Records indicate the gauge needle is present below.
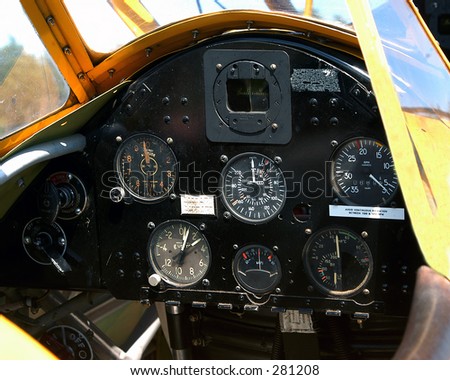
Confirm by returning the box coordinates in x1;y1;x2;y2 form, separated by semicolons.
143;141;150;164
334;235;340;286
181;227;190;252
251;158;256;183
335;235;340;259
173;227;190;265
191;238;202;247
369;174;388;193
258;248;262;270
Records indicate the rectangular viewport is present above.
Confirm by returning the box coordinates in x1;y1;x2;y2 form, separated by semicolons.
226;79;269;112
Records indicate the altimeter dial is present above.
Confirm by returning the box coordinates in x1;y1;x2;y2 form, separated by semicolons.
221;152;286;224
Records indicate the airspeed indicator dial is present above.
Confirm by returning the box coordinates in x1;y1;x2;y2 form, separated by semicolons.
221;152;286;224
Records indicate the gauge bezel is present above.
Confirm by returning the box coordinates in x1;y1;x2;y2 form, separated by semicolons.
41;325;94;360
330;137;398;206
22;217;67;265
220;152;287;224
232;244;282;296
114;132;178;203
302;226;373;297
148;220;211;288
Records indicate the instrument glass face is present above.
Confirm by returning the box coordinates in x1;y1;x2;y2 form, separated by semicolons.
115;133;177;202
331;138;398;206
232;244;282;296
221;152;286;224
303;227;373;297
148;220;211;287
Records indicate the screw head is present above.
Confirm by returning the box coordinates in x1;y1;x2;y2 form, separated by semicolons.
220;155;228;164
223;211;231;220
166;137;173;145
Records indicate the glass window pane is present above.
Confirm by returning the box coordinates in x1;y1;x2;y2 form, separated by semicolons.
0;2;70;139
64;0;354;54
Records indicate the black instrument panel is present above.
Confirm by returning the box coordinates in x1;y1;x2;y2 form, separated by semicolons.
91;36;421;315
0;35;423;317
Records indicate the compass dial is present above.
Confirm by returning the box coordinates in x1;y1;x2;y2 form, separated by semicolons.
220;153;286;224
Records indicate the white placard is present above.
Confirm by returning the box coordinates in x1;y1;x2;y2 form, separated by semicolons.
329;205;405;220
180;194;216;216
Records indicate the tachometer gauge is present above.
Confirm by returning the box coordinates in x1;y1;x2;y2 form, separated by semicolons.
221;152;286;224
303;227;373;297
115;133;177;202
331;138;398;206
233;245;282;296
148;220;210;287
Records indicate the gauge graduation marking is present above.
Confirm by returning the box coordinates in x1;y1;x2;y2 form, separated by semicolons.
221;152;286;224
331;138;398;206
303;227;373;297
115;133;177;202
148;220;210;287
233;244;282;296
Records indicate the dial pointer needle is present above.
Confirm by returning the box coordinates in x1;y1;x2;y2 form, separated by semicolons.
369;174;388;193
251;158;256;183
176;227;190;265
143;140;150;164
335;235;340;288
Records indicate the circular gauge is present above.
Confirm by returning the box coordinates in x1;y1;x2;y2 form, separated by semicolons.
40;325;93;360
331;137;398;206
148;220;211;287
233;245;282;296
221;152;286;224
115;133;177;202
303;227;373;297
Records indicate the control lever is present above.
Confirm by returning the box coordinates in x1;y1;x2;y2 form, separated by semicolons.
33;230;72;274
